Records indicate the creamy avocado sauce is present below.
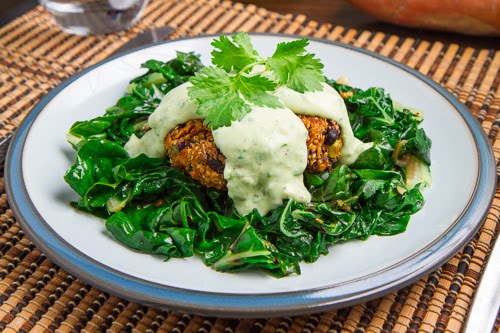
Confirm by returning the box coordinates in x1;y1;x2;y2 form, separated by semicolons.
212;106;311;216
275;83;372;165
125;82;199;158
124;79;372;215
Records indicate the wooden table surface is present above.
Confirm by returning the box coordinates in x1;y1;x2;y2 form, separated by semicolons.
0;0;498;49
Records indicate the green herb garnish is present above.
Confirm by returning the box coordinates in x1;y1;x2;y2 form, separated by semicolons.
187;32;325;129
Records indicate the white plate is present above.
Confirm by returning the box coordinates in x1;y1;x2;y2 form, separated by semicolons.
6;34;496;317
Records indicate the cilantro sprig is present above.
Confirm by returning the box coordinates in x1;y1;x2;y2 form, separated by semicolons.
267;38;325;93
188;32;325;129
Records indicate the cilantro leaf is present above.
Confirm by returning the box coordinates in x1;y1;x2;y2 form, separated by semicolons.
234;75;282;108
188;66;231;101
272;38;310;58
232;32;258;58
211;32;260;72
197;94;250;128
189;67;248;128
267;38;325;93
287;53;325;93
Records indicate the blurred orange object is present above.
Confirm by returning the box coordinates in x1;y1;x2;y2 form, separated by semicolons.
348;0;500;35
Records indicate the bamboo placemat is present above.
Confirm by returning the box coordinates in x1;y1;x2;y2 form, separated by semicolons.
0;0;499;332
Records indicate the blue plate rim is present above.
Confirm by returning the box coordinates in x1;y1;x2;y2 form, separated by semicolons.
5;32;497;318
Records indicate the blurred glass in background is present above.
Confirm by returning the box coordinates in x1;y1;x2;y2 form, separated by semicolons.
39;0;148;35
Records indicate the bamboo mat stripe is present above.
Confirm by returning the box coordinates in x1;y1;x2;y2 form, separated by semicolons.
0;0;499;332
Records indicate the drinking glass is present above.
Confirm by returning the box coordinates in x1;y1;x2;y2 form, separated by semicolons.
39;0;149;35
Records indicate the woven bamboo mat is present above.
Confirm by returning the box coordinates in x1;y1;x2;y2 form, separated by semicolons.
0;0;499;332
